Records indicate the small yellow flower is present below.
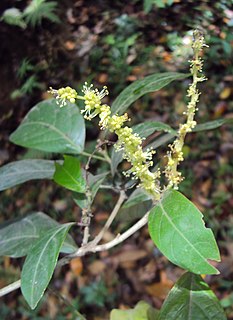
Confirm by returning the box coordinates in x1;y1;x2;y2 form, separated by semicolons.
48;86;78;107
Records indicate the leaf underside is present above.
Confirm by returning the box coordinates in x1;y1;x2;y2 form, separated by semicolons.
0;212;77;257
0;159;56;191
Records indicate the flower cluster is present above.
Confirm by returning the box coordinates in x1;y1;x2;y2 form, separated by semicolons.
48;86;78;107
49;82;161;199
49;30;206;196
80;84;161;199
81;83;109;121
114;126;160;197
164;30;207;189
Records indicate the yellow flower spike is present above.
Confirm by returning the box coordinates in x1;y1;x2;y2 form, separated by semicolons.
164;30;207;189
51;82;160;199
79;83;161;200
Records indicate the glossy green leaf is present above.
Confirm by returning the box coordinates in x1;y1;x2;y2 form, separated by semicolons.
123;188;151;209
111;72;189;115
0;160;56;191
132;121;176;137
10;99;85;154
148;190;220;274
21;223;74;309
158;272;227;320
110;301;151;320
1;8;26;29
147;307;159;320
193;118;233;132
0;212;77;257
53;155;85;193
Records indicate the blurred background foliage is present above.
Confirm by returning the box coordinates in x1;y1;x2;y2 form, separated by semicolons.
0;0;233;319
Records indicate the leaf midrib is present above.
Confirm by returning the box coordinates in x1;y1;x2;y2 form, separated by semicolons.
16;121;80;151
0;235;37;245
113;73;184;113
30;225;67;307
1;168;53;178
159;202;209;268
59;165;83;189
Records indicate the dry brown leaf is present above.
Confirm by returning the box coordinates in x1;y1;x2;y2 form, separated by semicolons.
146;271;173;299
88;260;106;276
65;41;76;51
112;248;147;267
70;257;83;276
97;73;108;84
219;87;231;100
200;179;212;196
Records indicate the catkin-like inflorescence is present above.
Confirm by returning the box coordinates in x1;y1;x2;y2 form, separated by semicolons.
49;30;207;197
164;30;207;189
50;82;161;200
81;84;161;199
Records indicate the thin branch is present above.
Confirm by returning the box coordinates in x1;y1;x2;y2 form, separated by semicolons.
99;185;121;192
94;211;149;252
58;211;149;267
91;190;126;246
0;279;21;297
80;151;110;163
82;226;90;246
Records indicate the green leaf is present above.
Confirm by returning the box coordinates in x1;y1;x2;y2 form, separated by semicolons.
193;118;233;132
146;133;176;150
123;188;151;209
1;8;26;29
148;190;220;275
0;160;57;191
147;307;159;320
23;0;60;27
132;121;176;137
158;272;227;320
10;99;85;154
111;72;189;115
143;0;154;13
110;148;123;176
0;212;77;257
21;223;74;309
53;155;85;193
110;301;151;320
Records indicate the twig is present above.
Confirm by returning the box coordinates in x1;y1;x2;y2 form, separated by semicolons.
99;184;121;192
80;151;110;163
94;211;149;252
91;190;126;246
58;211;150;267
0;279;21;297
82;225;90;246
